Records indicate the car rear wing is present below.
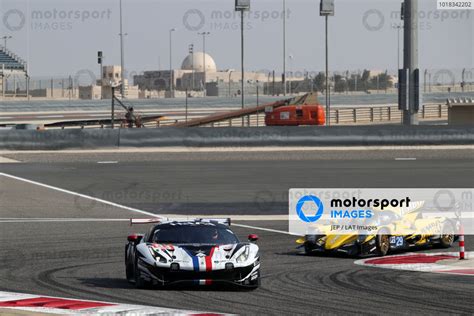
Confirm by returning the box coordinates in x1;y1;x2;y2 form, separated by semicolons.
196;218;231;226
130;218;163;226
130;217;231;226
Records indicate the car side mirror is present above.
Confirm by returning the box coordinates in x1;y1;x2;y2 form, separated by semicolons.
248;234;259;242
127;234;143;243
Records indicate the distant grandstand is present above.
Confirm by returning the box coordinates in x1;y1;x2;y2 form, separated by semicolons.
0;46;28;98
0;47;26;71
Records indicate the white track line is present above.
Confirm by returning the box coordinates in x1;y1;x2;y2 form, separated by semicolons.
395;158;417;161
0;172;293;235
1;145;473;154
0;156;20;163
0;218;131;223
232;223;298;236
0;172;158;218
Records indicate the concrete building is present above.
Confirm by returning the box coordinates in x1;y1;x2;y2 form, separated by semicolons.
448;99;474;125
79;85;102;100
79;65;139;100
134;52;280;97
101;65;139;99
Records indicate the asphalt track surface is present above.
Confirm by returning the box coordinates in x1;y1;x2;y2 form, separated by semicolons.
1;149;473;315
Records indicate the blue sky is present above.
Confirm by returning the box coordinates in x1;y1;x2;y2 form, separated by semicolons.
0;0;472;79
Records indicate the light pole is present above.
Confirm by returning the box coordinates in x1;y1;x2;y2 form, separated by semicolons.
236;0;250;127
393;24;403;71
189;44;194;90
267;72;271;95
169;28;176;96
228;70;234;97
424;69;428;93
402;0;420;126
283;0;286;96
462;68;466;92
98;51;104;99
198;32;210;95
247;80;253;126
1;36;12;50
256;80;260;126
119;0;127;98
429;72;432;92
288;54;294;95
345;70;349;94
354;71;360;92
320;0;335;126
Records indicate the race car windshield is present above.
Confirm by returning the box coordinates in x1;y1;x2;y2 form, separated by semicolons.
151;225;239;245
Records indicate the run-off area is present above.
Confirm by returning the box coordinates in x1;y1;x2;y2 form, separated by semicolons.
0;173;473;315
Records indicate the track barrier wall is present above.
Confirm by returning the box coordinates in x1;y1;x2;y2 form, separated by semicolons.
0;126;473;150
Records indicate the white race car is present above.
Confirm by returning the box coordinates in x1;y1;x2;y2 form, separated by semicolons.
125;218;260;289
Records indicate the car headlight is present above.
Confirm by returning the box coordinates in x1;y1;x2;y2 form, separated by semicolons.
236;246;250;263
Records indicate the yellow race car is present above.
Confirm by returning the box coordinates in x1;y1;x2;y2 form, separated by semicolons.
297;202;458;257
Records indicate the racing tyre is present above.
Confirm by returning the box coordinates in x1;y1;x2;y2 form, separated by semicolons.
304;243;314;255
126;263;134;283
134;260;151;289
439;221;455;248
376;233;390;256
247;271;261;290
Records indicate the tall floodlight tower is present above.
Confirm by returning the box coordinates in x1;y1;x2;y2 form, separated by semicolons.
320;0;335;126
283;0;287;96
189;44;195;90
119;0;126;98
400;0;420;125
235;0;250;126
169;28;177;95
198;32;211;95
98;51;104;99
1;36;12;50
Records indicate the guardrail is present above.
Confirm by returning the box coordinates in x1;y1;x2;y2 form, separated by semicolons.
1;125;472;150
332;104;447;125
21;104;447;130
151;103;447;128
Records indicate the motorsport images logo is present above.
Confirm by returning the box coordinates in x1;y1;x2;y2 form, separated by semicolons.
289;188;474;236
296;195;324;223
295;194;411;223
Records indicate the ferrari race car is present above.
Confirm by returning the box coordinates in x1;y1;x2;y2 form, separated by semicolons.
125;218;260;288
297;203;459;257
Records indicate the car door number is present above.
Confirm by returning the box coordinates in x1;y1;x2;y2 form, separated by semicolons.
390;236;403;247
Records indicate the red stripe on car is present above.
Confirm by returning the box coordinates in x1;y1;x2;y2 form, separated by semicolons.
205;246;217;272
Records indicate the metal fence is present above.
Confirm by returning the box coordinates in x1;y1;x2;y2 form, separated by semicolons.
41;103;448;130
151;103;447;128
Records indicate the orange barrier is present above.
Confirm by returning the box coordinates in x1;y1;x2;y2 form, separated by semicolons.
265;105;326;126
